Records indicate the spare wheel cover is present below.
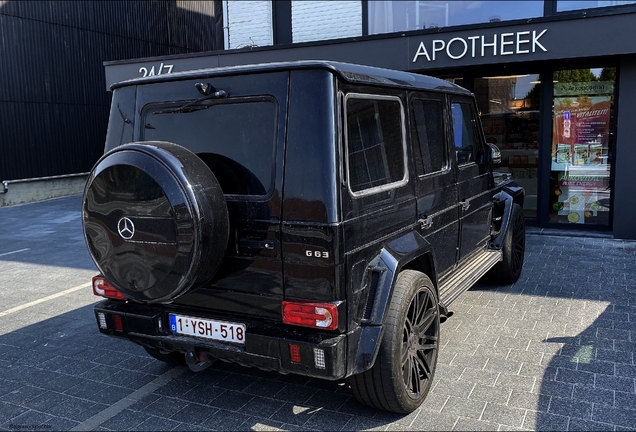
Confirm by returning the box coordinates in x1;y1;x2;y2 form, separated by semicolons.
82;141;229;303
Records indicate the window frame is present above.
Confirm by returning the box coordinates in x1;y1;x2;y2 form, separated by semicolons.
343;92;409;198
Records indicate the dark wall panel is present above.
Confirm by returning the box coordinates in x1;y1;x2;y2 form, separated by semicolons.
613;55;636;239
0;0;219;181
0;101;111;180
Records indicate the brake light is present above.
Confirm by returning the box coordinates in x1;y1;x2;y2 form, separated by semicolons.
92;275;127;300
282;301;338;331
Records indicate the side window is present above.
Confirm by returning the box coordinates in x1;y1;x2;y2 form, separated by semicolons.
345;95;406;195
412;99;446;174
451;102;481;165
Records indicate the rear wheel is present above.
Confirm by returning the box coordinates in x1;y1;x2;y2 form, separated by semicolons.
489;203;525;284
349;270;440;413
143;346;186;366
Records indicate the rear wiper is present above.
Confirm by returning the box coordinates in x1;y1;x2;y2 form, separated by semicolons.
152;85;229;115
152;105;211;115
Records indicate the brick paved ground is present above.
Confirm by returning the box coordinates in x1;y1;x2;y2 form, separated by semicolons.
1;196;635;431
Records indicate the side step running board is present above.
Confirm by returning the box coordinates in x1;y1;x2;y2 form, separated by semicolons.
438;249;502;307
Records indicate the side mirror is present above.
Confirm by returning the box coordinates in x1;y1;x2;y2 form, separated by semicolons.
486;143;501;165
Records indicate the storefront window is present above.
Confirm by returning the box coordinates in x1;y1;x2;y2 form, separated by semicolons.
549;68;615;226
557;1;636;12
475;74;540;218
368;1;543;35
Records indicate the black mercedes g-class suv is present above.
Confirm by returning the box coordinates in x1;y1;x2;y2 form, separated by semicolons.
83;61;525;414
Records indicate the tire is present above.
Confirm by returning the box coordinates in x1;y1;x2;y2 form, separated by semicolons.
489;203;525;284
83;141;229;303
349;270;440;413
143;346;186;366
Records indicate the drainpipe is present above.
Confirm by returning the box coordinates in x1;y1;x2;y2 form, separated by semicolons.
223;0;230;50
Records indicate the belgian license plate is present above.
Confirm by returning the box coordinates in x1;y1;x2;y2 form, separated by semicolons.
169;314;245;344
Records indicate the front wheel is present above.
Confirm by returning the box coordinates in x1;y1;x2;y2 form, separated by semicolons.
349;270;440;413
489;203;525;284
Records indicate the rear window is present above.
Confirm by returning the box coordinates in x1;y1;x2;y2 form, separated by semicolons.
142;98;277;196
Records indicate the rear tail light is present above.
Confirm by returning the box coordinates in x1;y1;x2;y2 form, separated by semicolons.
282;301;338;331
92;275;127;300
96;311;124;332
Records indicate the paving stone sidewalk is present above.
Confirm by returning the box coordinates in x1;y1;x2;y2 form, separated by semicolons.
0;196;635;431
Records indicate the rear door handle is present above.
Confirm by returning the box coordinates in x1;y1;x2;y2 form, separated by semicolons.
419;216;433;230
239;239;275;250
460;200;470;211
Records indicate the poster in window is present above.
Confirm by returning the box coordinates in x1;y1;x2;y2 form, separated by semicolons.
551;81;613;223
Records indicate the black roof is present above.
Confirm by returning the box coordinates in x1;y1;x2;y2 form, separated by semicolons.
110;60;472;95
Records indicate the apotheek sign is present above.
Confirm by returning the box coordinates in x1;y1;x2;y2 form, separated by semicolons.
412;29;547;63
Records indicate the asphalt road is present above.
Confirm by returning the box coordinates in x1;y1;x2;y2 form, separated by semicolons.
1;195;635;431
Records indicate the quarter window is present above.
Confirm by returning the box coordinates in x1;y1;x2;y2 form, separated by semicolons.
412;99;446;174
345;96;406;194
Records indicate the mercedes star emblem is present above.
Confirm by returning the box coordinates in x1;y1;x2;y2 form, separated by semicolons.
117;217;135;240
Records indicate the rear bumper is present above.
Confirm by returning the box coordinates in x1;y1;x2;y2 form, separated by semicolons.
94;300;350;380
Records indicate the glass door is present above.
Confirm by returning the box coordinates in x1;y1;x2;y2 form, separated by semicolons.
474;74;541;219
548;68;616;227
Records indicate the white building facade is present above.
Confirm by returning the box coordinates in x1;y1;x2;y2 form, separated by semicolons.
223;0;362;49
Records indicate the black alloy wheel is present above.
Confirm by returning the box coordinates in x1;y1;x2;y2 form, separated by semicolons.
488;203;525;284
401;285;439;400
348;270;440;413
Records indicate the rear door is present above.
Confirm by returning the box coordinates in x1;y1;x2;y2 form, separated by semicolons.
409;93;458;275
450;97;493;261
136;72;288;321
340;87;417;309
